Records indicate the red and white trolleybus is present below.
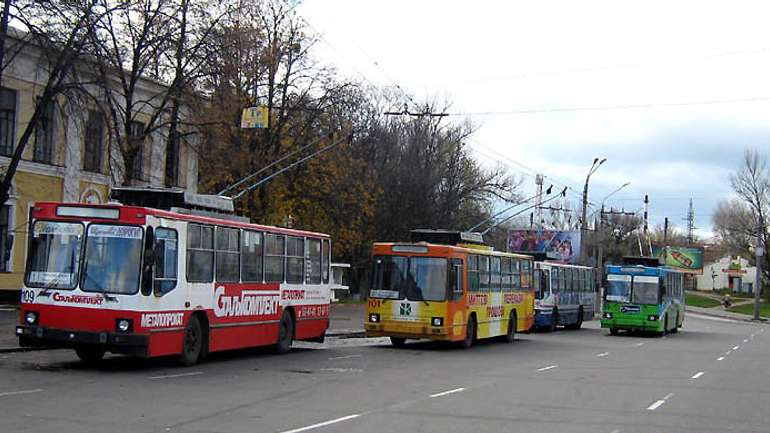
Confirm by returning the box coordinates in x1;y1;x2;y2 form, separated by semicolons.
16;189;332;365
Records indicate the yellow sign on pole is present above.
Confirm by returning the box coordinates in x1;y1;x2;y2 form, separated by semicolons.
241;106;269;129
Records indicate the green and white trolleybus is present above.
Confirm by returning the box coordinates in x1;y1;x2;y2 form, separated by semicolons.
601;261;685;336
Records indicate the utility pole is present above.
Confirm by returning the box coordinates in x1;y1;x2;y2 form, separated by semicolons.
754;233;764;321
535;174;544;229
664;217;669;244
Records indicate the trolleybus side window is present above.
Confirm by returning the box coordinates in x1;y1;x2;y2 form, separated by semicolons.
511;258;520;290
286;236;305;284
153;227;178;295
187;224;214;283
479;255;490;291
448;258;464;300
322;239;330;284
501;257;512;292
468;255;480;292
216;227;240;282
241;230;263;282
521;260;531;289
490;256;502;292
265;233;285;283
552;268;561;293
307;238;322;284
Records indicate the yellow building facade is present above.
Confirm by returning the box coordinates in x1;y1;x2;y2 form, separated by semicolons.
0;36;199;297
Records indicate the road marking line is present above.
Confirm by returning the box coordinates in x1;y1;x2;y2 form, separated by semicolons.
647;400;666;411
635;342;644;347
0;307;16;312
691;371;704;380
744;339;749;343
278;414;362;433
609;430;620;433
733;345;740;350
647;393;675;411
537;365;558;372
319;368;363;373
327;355;361;360
0;389;43;398
596;352;609;357
429;387;466;398
717;356;725;361
149;371;203;380
725;351;732;355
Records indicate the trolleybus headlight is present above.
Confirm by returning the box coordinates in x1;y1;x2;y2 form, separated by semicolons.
369;314;380;323
24;311;38;325
648;315;658;322
116;319;132;333
431;317;443;327
603;312;612;319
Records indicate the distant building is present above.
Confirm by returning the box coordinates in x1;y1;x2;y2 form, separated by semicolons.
0;31;199;295
696;256;757;294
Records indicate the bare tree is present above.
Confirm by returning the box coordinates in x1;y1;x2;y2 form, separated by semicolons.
0;0;107;208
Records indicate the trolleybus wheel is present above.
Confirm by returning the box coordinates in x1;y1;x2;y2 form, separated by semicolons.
661;314;669;337
505;311;517;343
567;308;583;330
462;316;476;349
671;313;679;333
609;327;619;336
276;310;294;354
75;345;105;365
390;337;406;347
547;309;559;332
180;315;203;366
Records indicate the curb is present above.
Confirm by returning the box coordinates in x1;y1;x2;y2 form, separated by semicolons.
326;330;366;339
687;307;768;324
0;346;49;354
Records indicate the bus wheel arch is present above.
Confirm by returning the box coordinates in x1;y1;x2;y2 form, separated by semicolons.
548;308;559;332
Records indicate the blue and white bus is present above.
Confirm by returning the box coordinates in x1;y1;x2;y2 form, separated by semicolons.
533;262;598;331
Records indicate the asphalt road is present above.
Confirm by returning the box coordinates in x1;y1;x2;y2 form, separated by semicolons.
0;313;767;433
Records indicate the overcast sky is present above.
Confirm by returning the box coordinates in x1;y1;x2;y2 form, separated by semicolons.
299;0;770;239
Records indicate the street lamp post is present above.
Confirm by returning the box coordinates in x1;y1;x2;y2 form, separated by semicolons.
596;181;629;313
580;157;606;264
754;237;764;321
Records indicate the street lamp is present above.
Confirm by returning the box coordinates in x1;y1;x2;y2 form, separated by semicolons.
601;182;630;210
580;158;606;263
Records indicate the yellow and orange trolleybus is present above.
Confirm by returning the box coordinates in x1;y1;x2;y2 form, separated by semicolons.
365;230;534;348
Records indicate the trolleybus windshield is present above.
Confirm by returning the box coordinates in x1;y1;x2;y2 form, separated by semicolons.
26;221;84;289
606;274;631;303
370;255;448;301
81;224;144;294
631;275;660;305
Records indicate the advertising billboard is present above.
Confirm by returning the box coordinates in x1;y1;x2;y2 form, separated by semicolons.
507;229;581;264
652;245;704;274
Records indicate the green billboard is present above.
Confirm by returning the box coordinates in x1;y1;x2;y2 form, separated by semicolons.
652;246;704;274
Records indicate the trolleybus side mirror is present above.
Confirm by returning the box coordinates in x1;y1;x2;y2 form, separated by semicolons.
142;227;155;296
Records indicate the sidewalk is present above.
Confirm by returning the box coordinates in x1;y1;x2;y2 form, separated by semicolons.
0;305;23;353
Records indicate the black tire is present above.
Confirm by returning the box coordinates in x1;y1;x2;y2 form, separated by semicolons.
505;312;517;343
567;308;583;330
75;346;105;365
276;310;294;354
547;309;559;332
180;315;203;366
390;337;406;347
462;316;476;349
661;314;668;337
671;313;679;333
609;327;619;336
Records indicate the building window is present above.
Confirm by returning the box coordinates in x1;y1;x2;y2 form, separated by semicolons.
33;98;55;164
128;121;145;181
0;87;16;157
165;133;179;187
83;110;104;172
0;206;12;272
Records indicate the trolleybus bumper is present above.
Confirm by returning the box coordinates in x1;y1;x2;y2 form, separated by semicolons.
16;325;149;356
534;310;554;327
365;323;452;341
